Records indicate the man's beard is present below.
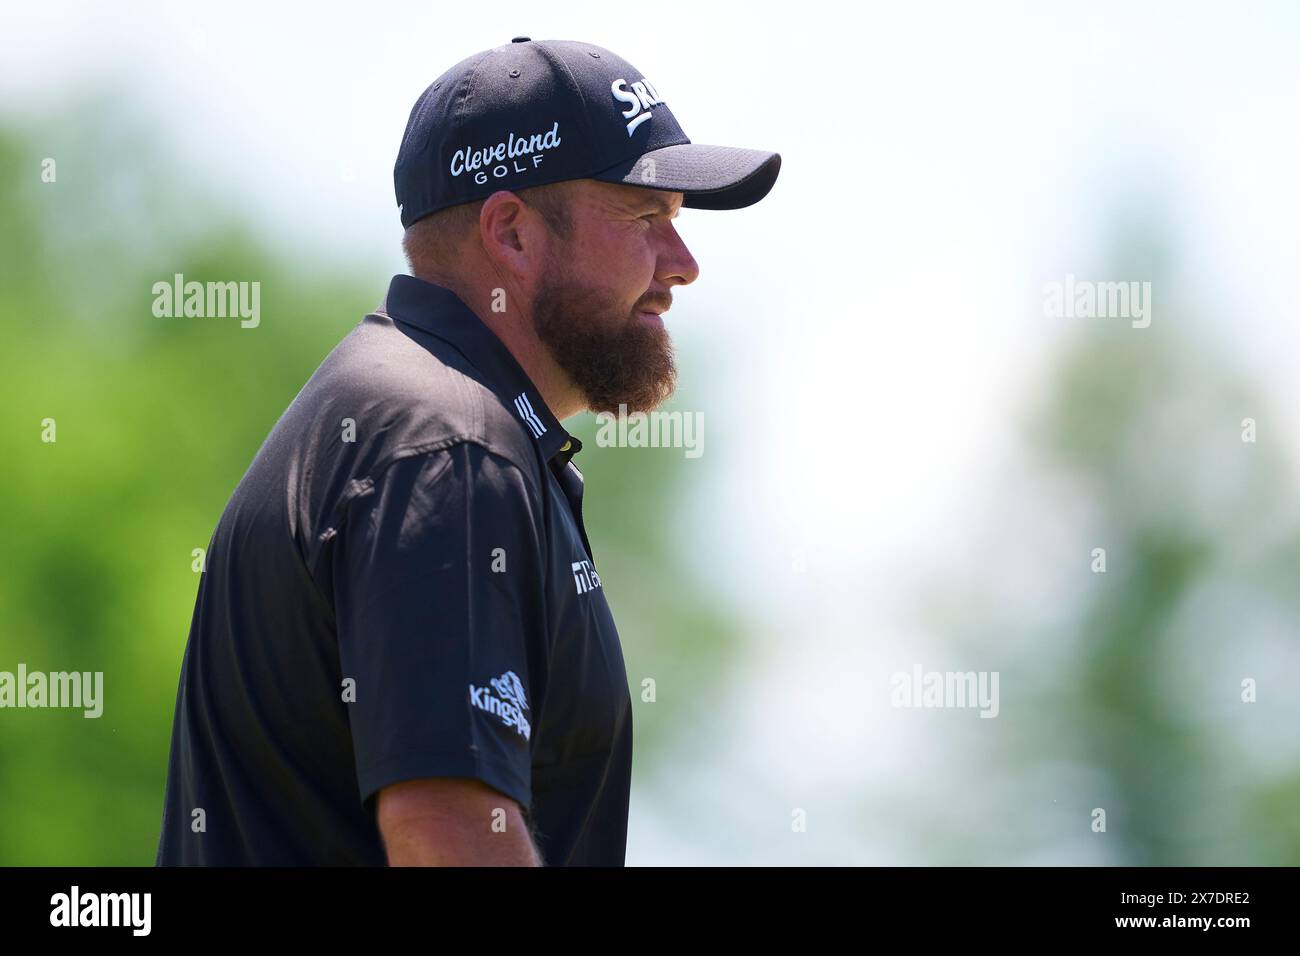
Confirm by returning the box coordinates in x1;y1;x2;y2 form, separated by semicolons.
532;269;677;415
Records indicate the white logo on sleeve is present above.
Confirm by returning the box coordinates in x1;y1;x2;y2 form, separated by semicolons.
610;77;664;136
572;559;602;594
469;669;531;740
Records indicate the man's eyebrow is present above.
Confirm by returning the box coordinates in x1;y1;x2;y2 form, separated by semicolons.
632;194;682;217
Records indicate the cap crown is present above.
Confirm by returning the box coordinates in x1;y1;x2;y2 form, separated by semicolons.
395;38;690;227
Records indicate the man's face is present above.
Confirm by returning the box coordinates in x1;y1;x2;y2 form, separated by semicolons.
530;180;700;415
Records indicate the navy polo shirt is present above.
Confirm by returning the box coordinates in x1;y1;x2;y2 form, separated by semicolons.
155;274;633;866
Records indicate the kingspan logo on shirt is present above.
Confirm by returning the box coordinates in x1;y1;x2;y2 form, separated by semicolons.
469;669;531;741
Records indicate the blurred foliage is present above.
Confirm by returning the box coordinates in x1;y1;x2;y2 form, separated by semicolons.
1031;316;1300;865
0;101;740;864
912;226;1300;864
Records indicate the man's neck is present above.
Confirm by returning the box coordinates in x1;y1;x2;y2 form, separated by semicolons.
423;271;586;423
479;307;587;422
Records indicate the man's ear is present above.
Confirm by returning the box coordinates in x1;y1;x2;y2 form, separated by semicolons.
479;190;547;281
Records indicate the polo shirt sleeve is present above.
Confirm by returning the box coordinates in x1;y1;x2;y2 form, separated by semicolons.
333;441;548;820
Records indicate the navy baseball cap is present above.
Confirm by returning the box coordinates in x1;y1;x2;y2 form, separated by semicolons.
394;37;781;228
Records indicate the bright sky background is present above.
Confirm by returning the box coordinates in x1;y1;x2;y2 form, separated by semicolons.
6;0;1299;863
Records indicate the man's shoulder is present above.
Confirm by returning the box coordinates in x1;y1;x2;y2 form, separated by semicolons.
292;310;542;477
219;309;550;576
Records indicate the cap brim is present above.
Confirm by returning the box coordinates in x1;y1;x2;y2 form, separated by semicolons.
590;143;781;210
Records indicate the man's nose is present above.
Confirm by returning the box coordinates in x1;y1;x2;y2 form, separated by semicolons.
656;222;700;287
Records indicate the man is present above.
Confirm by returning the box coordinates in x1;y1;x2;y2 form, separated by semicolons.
155;37;780;866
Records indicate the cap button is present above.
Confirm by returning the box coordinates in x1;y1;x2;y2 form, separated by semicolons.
511;36;531;43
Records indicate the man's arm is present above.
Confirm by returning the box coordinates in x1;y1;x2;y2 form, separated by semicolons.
335;445;549;861
376;777;541;866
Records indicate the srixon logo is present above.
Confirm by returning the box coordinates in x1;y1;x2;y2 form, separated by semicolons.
611;77;664;136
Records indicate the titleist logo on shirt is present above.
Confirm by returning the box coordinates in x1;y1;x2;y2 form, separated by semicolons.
572;559;602;595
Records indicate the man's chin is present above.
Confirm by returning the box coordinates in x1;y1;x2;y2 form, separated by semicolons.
534;289;677;416
584;352;677;415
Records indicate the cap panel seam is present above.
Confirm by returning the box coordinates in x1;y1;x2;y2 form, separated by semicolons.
454;49;496;130
532;41;604;173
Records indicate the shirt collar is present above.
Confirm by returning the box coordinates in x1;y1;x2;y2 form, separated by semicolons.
377;274;581;466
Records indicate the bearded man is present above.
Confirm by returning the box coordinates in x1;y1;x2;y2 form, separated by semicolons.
156;36;779;867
